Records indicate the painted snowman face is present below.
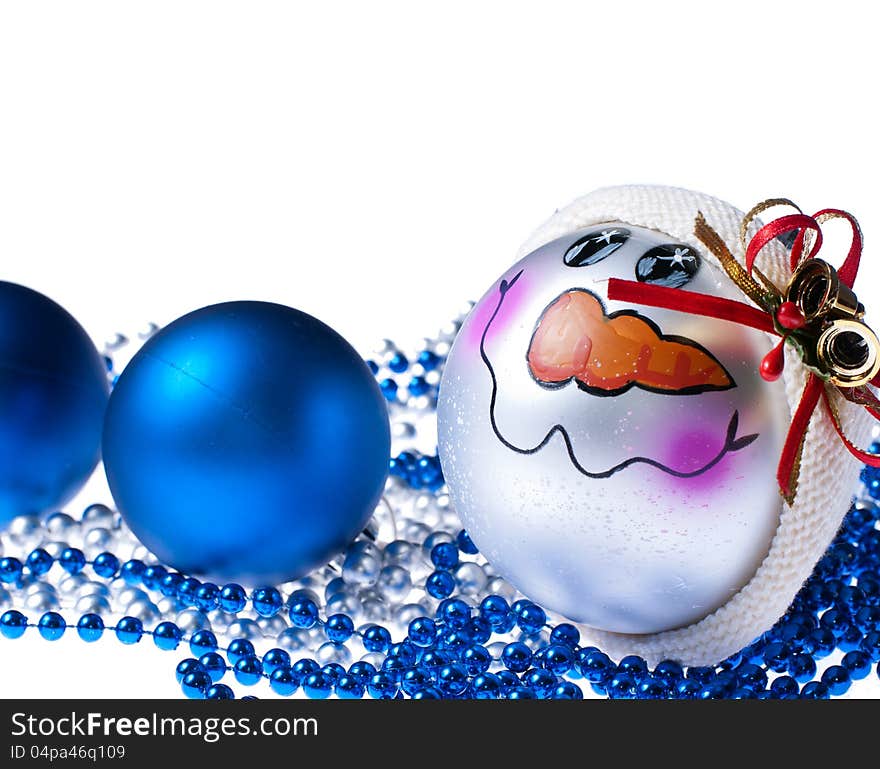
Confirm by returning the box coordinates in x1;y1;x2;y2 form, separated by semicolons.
438;223;790;634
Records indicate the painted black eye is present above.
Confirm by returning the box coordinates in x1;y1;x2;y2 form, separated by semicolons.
564;227;631;267
635;244;700;288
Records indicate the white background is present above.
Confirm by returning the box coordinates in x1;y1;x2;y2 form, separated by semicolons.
1;1;878;697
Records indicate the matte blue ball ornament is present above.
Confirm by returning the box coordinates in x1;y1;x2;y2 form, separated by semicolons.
103;301;390;583
0;282;109;527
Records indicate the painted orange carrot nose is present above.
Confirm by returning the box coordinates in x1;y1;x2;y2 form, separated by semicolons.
527;290;733;395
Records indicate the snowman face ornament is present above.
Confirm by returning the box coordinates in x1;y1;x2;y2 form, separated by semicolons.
438;222;790;635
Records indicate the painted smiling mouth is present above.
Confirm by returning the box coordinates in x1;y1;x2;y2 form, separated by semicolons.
480;270;759;479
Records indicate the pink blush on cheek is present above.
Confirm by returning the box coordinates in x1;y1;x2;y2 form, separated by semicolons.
659;425;738;492
462;270;532;352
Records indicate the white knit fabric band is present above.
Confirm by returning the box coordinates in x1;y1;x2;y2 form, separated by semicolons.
517;184;875;666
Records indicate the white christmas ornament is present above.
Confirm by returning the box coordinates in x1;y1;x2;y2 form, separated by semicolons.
437;185;874;665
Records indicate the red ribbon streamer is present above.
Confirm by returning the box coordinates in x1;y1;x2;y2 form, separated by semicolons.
607;208;880;502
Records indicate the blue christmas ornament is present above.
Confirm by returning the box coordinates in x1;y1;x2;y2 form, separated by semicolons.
103;301;390;583
0;282;109;527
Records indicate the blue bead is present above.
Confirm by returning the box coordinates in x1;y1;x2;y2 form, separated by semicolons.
288;598;320;629
269;667;298;696
194;583;220;612
335;675;365;699
103;301;391;584
59;548;86;575
636;675;668;699
26;548;53;576
787;653;817;683
456;529;479;555
321;663;346;685
469;617;492;645
159;572;184;597
618;655;648;678
233;656;263;686
76;613;104;642
367;672;398;699
141;565;167;591
514;602;546;634
366;359;379;375
227;638;256;664
0;282;109;527
189;629;218;656
119;559;145;585
251;586;282;617
552;681;584;700
417;350;441;371
426;570;455;599
577;649;614;684
438;598;471;629
821;665;852;696
861;631;880;662
199;652;227;682
175;658;206;684
508;686;537;700
437;664;469;696
800;681;830;699
411;686;442;700
501;642;532;673
761;641;792;672
461;644;492;676
471;673;502;699
0;557;23;584
408;376;430;397
388;352;409;373
676;679;702;699
152;621;183;651
430;542;459;569
401;667;432;696
838;626;863;652
381;656;407;682
176;577;201;606
769;675;799;699
387;640;419;666
542;644;574;675
181;671;212;699
261;648;291;676
325;613;355;643
37;611;66;641
607;672;637;699
842;650;872;680
729;687;757;699
362;624;392;653
479;595;510;628
291;658;320;683
809;627;836;658
855;606;880;633
653;660;684;688
114;616;143;644
736;663;768;692
219;583;247;613
348;660;376;686
92;552;119;579
820;608;851;637
380;378;398;403
524;668;557;699
407;617;438;648
205;684;235;700
421;649;454;672
549;623;580;649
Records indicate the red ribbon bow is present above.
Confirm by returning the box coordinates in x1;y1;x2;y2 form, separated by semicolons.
607;202;880;504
